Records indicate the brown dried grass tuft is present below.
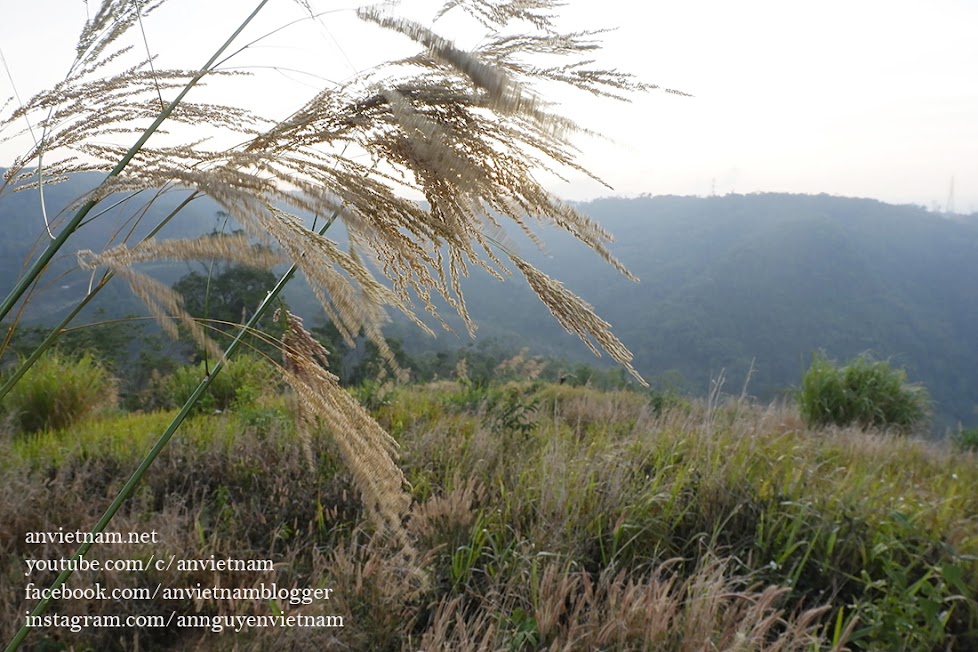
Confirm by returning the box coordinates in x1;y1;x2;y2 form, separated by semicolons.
275;310;417;559
417;556;839;652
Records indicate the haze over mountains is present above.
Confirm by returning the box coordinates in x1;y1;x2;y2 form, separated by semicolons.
468;194;978;430
2;172;976;430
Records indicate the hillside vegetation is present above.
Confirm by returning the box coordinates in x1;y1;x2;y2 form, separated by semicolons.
4;177;976;430
3;374;976;650
445;194;978;430
6;2;974;650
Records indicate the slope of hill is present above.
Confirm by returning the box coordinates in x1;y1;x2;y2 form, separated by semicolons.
2;173;976;429
4;383;977;649
0;171;234;320
398;194;978;429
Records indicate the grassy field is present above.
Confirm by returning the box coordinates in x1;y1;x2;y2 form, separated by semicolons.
2;380;976;651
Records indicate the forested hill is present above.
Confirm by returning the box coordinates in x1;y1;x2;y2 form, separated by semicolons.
0;171;240;319
2;172;976;429
447;193;978;430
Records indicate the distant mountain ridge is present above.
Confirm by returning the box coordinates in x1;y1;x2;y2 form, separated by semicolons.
0;171;231;319
2;172;976;429
461;193;978;430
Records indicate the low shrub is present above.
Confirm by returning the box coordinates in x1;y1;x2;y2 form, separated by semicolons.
798;352;930;433
1;349;118;433
140;354;280;414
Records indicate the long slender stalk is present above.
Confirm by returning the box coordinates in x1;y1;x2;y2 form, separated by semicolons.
0;1;269;325
5;212;336;652
0;192;199;401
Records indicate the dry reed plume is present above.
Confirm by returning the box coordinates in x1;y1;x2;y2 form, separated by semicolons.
276;309;417;561
1;0;679;581
77;234;283;361
2;0;673;372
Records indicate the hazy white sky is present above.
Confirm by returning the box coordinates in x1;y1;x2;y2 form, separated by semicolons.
1;0;976;211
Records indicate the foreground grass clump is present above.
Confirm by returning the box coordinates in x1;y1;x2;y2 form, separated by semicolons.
3;382;976;650
0;349;117;433
797;352;930;434
952;426;978;453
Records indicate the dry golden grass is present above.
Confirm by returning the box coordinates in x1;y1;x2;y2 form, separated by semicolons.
415;556;842;652
11;381;978;649
76;234;283;361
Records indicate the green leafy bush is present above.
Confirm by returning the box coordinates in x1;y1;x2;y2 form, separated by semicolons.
1;350;118;433
798;352;929;433
141;354;279;415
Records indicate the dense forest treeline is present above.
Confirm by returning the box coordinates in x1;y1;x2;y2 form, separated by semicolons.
2;172;976;429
